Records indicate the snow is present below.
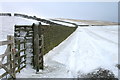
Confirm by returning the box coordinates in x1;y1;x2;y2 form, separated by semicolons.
0;16;119;78
0;16;37;57
45;25;118;78
53;18;88;25
0;16;39;76
0;16;48;53
16;25;118;78
49;20;76;27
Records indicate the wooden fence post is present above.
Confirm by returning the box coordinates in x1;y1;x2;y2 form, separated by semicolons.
7;35;16;78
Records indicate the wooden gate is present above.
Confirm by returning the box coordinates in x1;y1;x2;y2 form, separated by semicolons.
14;23;44;72
0;35;26;79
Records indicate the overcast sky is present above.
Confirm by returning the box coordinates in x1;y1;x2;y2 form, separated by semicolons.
0;2;118;22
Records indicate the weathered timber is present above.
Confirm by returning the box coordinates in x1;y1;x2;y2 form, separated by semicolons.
0;40;13;46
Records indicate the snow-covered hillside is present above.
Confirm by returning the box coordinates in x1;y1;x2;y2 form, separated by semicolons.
51;18;88;26
0;16;119;78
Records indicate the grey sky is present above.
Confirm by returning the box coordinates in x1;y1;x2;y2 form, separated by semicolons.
0;2;118;22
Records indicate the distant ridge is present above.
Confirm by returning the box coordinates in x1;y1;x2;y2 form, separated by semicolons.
55;18;118;26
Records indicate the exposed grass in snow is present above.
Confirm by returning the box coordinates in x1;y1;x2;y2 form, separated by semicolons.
80;68;117;79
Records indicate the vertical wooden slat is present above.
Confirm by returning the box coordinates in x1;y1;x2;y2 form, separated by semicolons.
7;36;12;74
18;40;20;73
32;24;35;68
39;23;43;70
24;40;26;67
36;34;40;72
11;36;16;78
12;50;16;79
40;35;44;70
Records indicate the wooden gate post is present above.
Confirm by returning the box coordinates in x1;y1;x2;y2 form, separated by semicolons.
33;23;44;72
33;23;39;72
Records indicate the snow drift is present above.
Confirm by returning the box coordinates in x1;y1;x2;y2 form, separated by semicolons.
45;25;118;77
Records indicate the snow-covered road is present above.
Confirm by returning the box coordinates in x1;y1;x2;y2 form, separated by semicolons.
16;25;118;78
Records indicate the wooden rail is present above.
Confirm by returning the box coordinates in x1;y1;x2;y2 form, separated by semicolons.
0;40;13;46
0;35;26;79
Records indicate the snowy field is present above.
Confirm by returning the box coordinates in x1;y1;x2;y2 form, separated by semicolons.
16;25;118;78
51;18;88;26
0;16;119;78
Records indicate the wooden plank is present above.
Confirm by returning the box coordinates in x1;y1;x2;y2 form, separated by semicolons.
14;35;33;37
1;64;15;78
0;61;2;69
24;41;26;66
0;52;12;58
41;35;44;69
12;60;26;70
0;40;13;46
7;36;11;75
15;29;33;32
0;72;8;79
20;41;26;44
0;65;14;77
28;32;33;34
15;65;26;73
15;41;26;45
3;54;26;66
15;25;32;28
18;40;21;73
16;48;26;54
1;47;9;62
0;60;26;79
25;35;33;37
12;49;16;79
